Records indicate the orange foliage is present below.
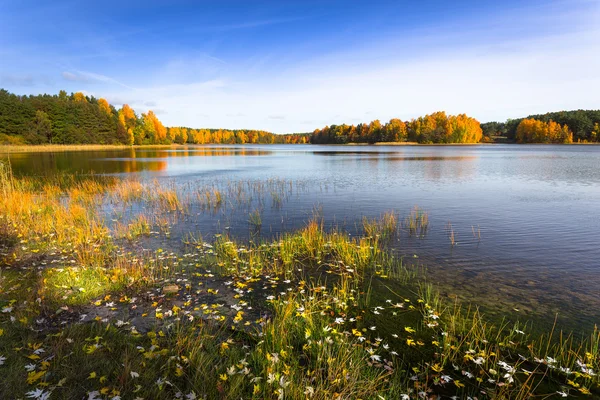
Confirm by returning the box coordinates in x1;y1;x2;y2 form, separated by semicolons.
98;98;111;115
73;92;87;103
516;118;573;144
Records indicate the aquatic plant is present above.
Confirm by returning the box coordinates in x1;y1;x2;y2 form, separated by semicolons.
248;208;263;230
403;206;429;238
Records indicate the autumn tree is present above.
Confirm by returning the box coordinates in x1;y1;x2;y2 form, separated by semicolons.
73;92;87;103
98;98;111;115
516;118;572;144
384;118;407;142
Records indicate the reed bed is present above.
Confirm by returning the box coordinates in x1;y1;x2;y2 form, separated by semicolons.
363;211;398;240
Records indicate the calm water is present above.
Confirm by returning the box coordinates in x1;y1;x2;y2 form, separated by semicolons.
4;144;600;331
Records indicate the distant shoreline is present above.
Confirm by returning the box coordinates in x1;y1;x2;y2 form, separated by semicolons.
2;142;599;154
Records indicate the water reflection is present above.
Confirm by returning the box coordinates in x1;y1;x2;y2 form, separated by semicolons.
2;144;600;331
1;146;276;176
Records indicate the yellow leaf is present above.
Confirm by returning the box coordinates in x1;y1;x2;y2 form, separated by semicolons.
26;370;46;384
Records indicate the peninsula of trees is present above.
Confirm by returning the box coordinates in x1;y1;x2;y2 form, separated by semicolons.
0;89;307;145
309;112;483;144
481;110;600;143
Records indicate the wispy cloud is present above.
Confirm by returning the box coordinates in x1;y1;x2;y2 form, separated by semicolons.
1;74;36;86
190;16;306;33
62;70;134;89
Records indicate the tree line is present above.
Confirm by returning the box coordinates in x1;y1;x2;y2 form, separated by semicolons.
2;89;599;145
310;112;483;144
0;89;308;145
481;110;600;143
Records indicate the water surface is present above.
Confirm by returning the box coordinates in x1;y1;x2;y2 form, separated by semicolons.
4;144;600;332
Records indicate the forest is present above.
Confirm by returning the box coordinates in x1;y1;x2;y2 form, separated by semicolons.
0;89;308;145
2;89;600;145
309;111;483;144
481;110;600;143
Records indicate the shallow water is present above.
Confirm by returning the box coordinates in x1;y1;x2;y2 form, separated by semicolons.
4;144;600;331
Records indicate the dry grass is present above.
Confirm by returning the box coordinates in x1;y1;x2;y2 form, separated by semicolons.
0;144;181;153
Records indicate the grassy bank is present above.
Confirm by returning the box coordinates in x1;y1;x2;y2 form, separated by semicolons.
0;161;598;399
0;144;186;154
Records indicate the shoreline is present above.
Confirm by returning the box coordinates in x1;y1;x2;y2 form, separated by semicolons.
2;141;599;154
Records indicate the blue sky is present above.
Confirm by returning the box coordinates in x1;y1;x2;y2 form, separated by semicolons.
1;0;599;132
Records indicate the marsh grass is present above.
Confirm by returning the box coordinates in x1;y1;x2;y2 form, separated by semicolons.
248;208;263;230
447;221;457;246
0;159;14;196
114;214;152;240
363;211;398;241
403;206;429;237
1;164;599;399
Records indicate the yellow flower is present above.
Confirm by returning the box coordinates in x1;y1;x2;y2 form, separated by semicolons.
404;327;416;334
219;373;228;381
87;371;97;379
220;342;230;353
431;363;443;373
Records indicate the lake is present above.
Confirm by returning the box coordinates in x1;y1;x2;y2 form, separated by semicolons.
3;144;600;332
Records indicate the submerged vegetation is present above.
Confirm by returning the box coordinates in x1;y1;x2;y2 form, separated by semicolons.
1;160;599;399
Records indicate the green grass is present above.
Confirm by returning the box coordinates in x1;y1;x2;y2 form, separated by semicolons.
1;164;599;399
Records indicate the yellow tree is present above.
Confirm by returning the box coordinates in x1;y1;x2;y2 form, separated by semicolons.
73;92;87;103
145;110;166;143
180;128;188;144
592;123;600;142
168;127;179;143
121;104;136;127
385;118;407;142
98;98;111;115
516;118;572;143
